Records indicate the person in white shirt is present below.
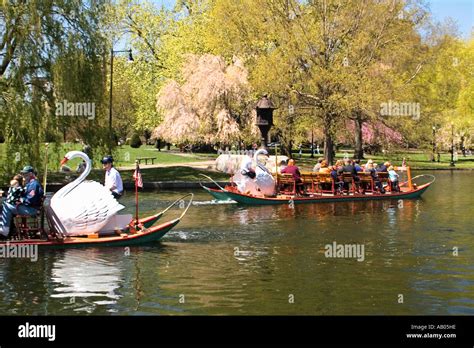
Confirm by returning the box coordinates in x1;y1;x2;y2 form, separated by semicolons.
101;156;123;199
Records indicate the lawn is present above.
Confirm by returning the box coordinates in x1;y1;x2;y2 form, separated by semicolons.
0;143;213;171
46;166;230;185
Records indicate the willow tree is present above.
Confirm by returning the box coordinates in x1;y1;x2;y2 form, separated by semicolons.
0;0;109;177
207;0;428;163
153;54;255;146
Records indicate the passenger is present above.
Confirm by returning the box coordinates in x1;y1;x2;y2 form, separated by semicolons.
6;174;25;205
342;159;361;193
281;159;303;194
388;166;400;192
365;159;373;171
318;160;330;174
334;160;344;175
376;161;391;172
354;159;363;172
0;166;44;239
278;160;287;174
365;162;385;194
313;157;324;172
281;159;301;182
240;152;256;178
330;165;344;194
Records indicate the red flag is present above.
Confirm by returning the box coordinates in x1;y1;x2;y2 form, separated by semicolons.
133;164;143;188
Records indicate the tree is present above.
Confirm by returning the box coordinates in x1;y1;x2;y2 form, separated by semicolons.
153;54;254;146
0;0;109;177
207;0;428;164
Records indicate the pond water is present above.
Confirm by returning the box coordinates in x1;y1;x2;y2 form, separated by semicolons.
0;170;473;315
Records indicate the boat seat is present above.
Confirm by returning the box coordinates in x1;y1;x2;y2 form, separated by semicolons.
13;198;46;240
377;172;392;192
300;172;318;194
277;174;296;195
359;173;374;193
317;173;334;194
342;172;358;194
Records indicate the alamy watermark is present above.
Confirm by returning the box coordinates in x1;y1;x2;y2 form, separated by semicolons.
55;99;95;120
0;242;38;262
217;149;256;156
380;100;420;120
324;241;365;262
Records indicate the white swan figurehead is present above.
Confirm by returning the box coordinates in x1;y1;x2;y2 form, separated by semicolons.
49;151;125;236
253;149;276;196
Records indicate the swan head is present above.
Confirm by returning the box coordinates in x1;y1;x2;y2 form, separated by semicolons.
60;151;91;166
253;148;269;161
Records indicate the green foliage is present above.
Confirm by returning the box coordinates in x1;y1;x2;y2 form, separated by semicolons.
130;133;142;148
0;0;110;180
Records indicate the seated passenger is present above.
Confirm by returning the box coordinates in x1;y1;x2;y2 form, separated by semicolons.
281;159;303;194
6;174;25;205
354;159;363;172
313;158;324;172
281;159;301;182
318;160;330;174
0;166;44;239
330;165;344;194
365;162;385;194
388;166;400;192
342;159;361;192
278;160;287;174
376;161;391;172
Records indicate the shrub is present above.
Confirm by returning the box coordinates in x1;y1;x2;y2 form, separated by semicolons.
130;133;142;148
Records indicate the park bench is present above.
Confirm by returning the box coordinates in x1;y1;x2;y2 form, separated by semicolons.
136;157;157;165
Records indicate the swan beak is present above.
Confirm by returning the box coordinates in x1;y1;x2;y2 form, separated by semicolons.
60;157;69;166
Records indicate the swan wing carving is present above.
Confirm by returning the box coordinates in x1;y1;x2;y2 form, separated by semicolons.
53;181;124;235
49;151;125;236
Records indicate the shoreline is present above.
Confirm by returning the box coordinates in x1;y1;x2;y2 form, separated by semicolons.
0;167;471;194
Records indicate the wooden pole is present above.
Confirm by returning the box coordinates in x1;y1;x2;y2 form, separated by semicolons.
135;160;139;229
43;143;49;192
407;166;413;191
275;143;278;174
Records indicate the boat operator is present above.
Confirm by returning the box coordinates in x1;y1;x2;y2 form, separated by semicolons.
101;156;124;200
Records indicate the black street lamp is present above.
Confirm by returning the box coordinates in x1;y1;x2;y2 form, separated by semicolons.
255;95;276;148
109;48;134;144
432;125;436;162
450;123;455;167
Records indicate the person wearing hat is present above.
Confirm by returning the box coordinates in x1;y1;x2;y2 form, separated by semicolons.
0;166;44;239
101;156;123;199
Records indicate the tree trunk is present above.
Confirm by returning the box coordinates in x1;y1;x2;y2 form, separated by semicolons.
281;140;293;158
324;128;334;165
353;117;365;159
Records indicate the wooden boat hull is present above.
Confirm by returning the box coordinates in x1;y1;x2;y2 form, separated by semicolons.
203;183;432;206
0;219;179;248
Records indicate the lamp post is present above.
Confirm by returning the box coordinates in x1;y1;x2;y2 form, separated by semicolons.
450;123;455;167
109;48;134;144
255;95;276;148
432;125;436;162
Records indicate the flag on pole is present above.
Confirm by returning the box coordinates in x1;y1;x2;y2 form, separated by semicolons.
133;163;143;188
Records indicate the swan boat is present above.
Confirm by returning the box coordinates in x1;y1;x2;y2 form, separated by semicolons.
201;166;435;206
1;151;193;248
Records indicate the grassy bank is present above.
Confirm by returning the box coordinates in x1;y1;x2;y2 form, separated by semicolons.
44;166;229;186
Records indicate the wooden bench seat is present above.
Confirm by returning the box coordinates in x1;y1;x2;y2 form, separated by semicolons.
136;157;157;165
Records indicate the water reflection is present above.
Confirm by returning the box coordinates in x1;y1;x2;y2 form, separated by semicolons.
51;249;122;312
0;171;472;315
